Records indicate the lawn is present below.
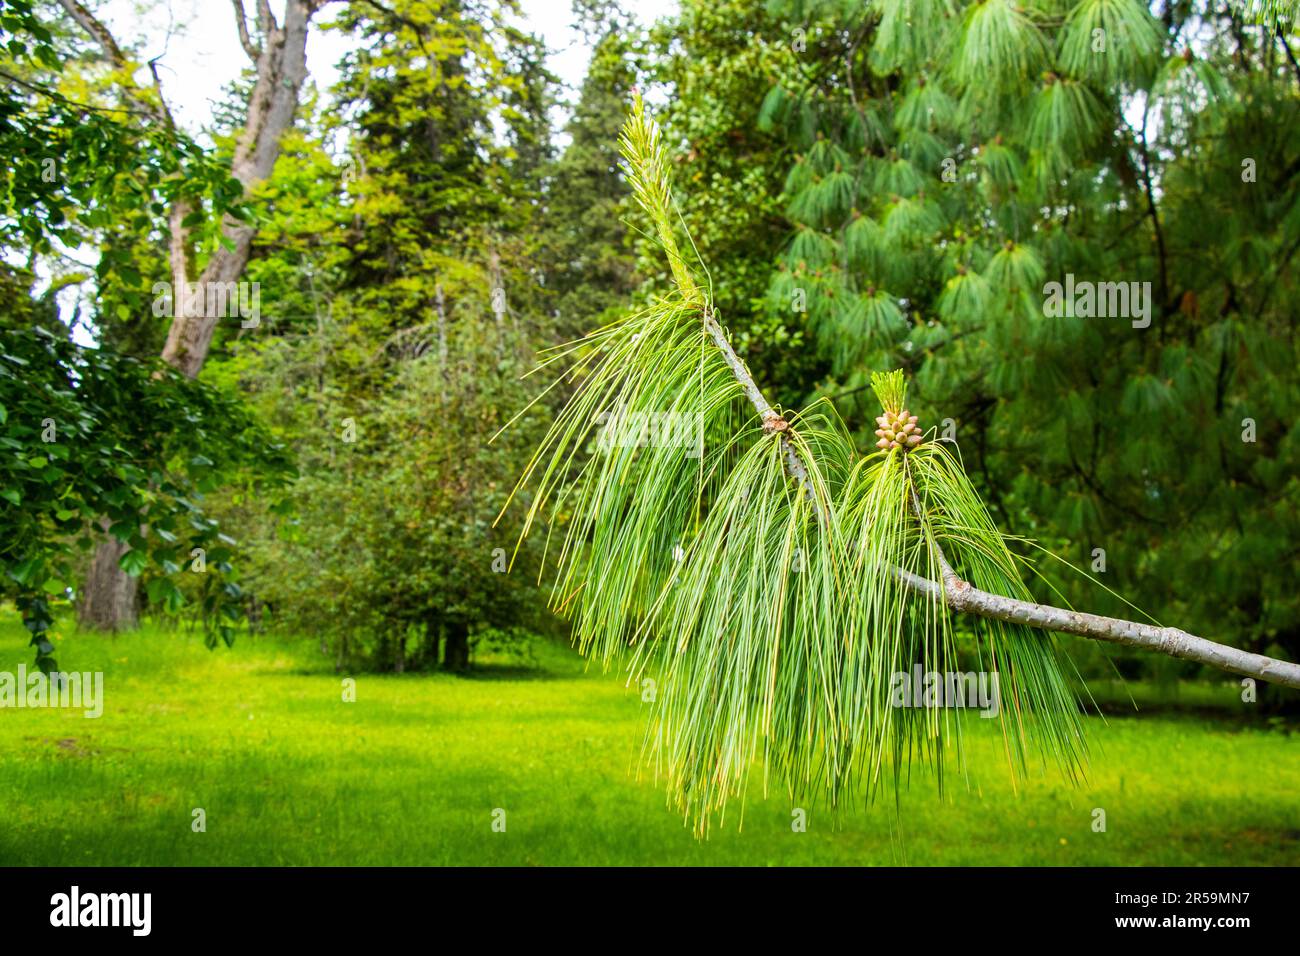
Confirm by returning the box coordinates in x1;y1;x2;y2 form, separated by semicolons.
0;612;1296;866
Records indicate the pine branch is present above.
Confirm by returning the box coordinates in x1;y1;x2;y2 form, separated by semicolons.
507;95;1295;832
703;222;1300;688
615;99;1300;692
701;307;825;519
619;93;704;306
717;288;1300;686
903;569;1300;688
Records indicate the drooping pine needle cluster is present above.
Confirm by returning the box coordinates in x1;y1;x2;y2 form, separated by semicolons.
501;95;1085;835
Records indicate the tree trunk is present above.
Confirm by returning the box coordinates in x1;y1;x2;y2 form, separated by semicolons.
61;0;320;631
160;0;316;378
424;615;443;669
78;536;138;632
443;620;470;672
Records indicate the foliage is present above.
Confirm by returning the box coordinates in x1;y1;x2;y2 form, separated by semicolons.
505;95;1085;833
198;0;562;671
645;0;817;390
0;325;293;670
673;0;1300;702
0;0;1296;860
221;307;551;672
0;0;250;339
326;0;556;332
1;0;1293;709
542;12;639;333
1230;0;1300;25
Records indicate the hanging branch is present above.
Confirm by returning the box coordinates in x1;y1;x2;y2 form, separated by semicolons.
690;219;1300;687
694;175;1299;688
503;94;1296;834
704;248;1300;686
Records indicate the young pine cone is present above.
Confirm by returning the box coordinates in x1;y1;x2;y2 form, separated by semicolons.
874;408;923;451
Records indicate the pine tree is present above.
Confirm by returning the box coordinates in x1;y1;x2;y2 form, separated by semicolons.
543;4;639;334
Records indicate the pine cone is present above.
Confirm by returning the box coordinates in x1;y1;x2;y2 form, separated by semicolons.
874;408;923;451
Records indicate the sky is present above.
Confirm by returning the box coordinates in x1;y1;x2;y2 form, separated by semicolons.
96;0;680;139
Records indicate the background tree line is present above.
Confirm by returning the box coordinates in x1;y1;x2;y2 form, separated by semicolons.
1;0;1296;696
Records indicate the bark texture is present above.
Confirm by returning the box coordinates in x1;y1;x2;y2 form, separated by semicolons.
78;534;139;632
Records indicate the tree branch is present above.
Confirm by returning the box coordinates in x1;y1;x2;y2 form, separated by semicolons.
161;0;319;377
58;0;128;66
0;69;153;116
898;567;1300;690
255;0;276;34
1132;103;1170;315
58;0;192;332
58;0;175;128
702;307;825;521
232;0;262;61
1278;26;1300;86
696;307;1300;690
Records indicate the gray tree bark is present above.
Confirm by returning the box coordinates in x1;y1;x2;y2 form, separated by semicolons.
160;0;320;377
78;532;139;632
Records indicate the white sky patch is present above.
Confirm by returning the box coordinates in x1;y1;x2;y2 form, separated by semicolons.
96;0;679;140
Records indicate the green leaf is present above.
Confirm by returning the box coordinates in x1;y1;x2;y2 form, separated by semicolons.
118;549;149;577
146;577;183;611
10;556;42;586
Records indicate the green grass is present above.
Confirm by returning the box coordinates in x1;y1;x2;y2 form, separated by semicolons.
0;611;1297;866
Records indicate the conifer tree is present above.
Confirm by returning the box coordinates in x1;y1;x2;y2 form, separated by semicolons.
543;0;640;333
